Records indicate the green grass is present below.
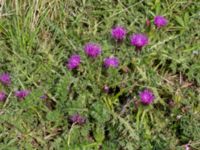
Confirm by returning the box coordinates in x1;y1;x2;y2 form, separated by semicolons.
0;0;200;149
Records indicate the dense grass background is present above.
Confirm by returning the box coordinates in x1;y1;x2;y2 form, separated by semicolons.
0;0;200;149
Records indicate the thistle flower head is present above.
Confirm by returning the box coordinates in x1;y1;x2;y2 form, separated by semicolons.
154;16;168;28
146;19;150;26
139;89;155;105
84;43;101;58
15;90;29;100
40;94;47;100
103;85;109;93
69;114;86;125
104;56;119;68
0;91;6;102
111;26;126;41
185;144;190;150
130;34;148;49
67;54;81;70
0;73;11;86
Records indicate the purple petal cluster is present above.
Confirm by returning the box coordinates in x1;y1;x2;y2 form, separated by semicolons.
146;19;150;26
67;54;81;70
139;89;155;105
15;90;29;100
0;73;11;86
0;91;6;102
69;114;86;125
154;16;168;28
111;26;126;41
84;43;101;58
103;85;109;93
40;94;48;100
185;144;190;150
130;34;149;49
104;56;119;68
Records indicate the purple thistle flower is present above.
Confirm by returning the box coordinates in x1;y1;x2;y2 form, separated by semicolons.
69;114;86;125
0;73;11;86
154;16;168;28
103;85;109;93
185;144;190;150
139;89;155;105
0;91;6;102
104;56;119;68
130;34;149;50
15;90;29;100
40;94;47;100
111;26;126;41
66;54;81;70
168;99;175;107
146;19;150;26
84;43;101;58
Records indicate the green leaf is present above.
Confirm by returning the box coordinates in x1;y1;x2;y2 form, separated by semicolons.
90;101;110;123
175;16;185;26
184;12;190;25
93;125;105;143
46;110;61;122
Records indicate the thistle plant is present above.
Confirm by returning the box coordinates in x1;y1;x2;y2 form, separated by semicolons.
0;1;199;150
